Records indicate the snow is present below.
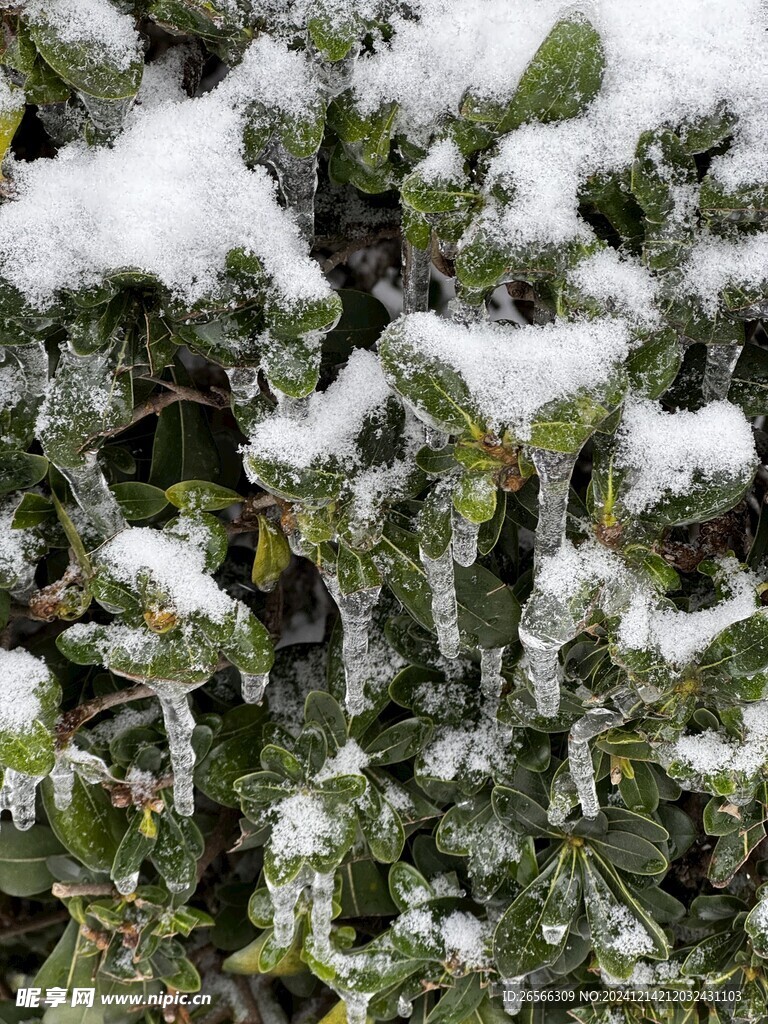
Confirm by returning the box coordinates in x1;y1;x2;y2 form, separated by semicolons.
668;700;768;780
0;77;25;115
269;792;347;867
23;0;142;71
412;139;465;184
614;399;757;515
96;524;234;623
681;232;768;315
314;740;369;782
0;649;52;733
244;349;392;476
463;0;768;261
568;249;660;325
617;560;759;668
387;312;629;440
405;907;491;969
0;38;330;309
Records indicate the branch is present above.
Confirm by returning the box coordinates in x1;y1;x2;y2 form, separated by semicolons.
321;226;401;273
0;909;70;937
56;683;155;747
51;883;117;899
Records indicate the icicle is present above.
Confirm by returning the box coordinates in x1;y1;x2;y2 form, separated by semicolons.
325;576;381;716
152;683;197;817
425;425;449;450
269;142;317;241
568;711;624;819
268;872;307;947
226;365;261;404
541;922;568;945
501;978;524;1017
241;672;270;705
480;647;505;715
451;509;479;567
402;238;432;315
702;342;742;403
310;870;335;957
58;452;127;539
0;769;41;830
567;736;599;820
531;449;577;566
420;545;460;659
114;871;140;897
50;758;75;811
517;624;561;717
397;996;413;1018
343;993;370;1024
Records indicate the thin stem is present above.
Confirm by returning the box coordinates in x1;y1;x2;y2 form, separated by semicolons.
56;683;154;747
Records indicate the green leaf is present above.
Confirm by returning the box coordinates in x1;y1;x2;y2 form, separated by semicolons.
0;451;49;495
498;15;605;133
378;521;519;651
195;704;266;808
252;516;292;592
110;482;168;521
324;290;390;364
149;400;221;491
12;492;54;528
0;823;63;896
43;774;126;872
27;19;143;100
165;479;243;512
494;849;580;977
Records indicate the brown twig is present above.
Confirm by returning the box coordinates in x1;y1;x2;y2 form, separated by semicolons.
0;909;70;937
56;683;155;747
321;226;401;273
51;882;118;899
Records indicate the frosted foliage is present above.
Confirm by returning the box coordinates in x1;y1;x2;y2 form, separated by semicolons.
614;399;757;515
414;139;465;184
420;545;460;659
392;313;629;439
23;0;142;70
682;233;768;313
568;249;659;325
617;562;758;668
244;350;391;474
0;39;330;308
97;525;234;622
668;701;768;780
470;0;768;256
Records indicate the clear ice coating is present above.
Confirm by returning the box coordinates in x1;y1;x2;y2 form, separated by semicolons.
702;341;742;403
531;449;577;566
268;869;310;947
452;509;480;568
480;646;505;715
517;626;561;717
310;869;335;957
0;769;42;830
241;672;270;704
568;709;625;817
567;737;599;819
152;682;197;817
324;575;381;715
50;758;75;811
58;452;127;539
268;141;317;241
501;978;524;1017
541;922;568;945
343;993;371;1024
425;426;450;450
420;544;461;659
402;239;432;315
78;93;135;136
397;996;414;1018
114;871;140;897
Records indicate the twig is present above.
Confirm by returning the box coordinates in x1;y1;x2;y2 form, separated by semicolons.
56;683;155;747
321;226;401;273
0;909;70;937
52;883;117;899
80;379;230;448
196;808;240;882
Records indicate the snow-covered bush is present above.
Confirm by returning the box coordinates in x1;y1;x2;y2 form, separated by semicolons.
1;0;768;1021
